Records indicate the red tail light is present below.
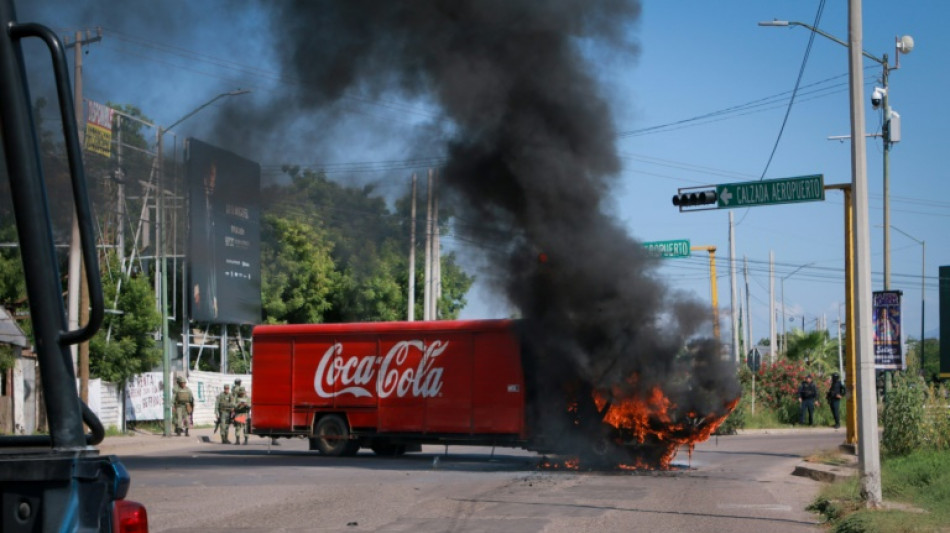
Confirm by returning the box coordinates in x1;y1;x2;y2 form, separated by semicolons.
113;499;148;533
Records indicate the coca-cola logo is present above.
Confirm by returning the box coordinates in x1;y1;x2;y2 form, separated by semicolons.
314;340;447;399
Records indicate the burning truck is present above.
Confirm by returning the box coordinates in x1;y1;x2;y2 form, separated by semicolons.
251;319;737;469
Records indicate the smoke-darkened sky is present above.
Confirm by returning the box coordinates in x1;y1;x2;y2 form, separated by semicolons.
15;0;950;356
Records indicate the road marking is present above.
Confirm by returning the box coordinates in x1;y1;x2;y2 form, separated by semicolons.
717;503;792;512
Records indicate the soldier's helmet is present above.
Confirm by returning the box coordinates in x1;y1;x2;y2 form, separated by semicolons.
237;389;246;396
223;384;230;390
176;376;185;384
235;378;242;385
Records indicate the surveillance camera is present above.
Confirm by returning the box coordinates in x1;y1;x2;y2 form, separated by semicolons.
871;87;886;109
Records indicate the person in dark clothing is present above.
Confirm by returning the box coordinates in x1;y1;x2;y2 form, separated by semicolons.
826;373;846;429
797;375;819;426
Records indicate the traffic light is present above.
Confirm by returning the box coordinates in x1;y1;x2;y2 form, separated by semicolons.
672;190;717;207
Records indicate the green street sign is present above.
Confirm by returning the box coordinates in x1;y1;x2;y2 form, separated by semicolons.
643;239;691;258
717;174;824;209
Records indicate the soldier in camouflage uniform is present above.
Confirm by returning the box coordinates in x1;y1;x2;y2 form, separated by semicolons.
232;378;246;400
173;376;194;436
215;384;234;443
231;388;250;445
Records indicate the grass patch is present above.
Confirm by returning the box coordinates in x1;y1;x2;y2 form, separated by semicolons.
810;449;950;532
103;426;130;437
740;407;794;429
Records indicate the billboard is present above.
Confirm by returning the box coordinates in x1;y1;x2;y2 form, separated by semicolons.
873;290;904;370
187;138;261;324
85;100;113;157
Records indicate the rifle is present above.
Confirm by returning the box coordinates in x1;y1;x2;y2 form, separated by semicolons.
213;416;220;435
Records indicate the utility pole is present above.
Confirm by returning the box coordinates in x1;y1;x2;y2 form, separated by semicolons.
423;169;433;320
849;0;883;507
825;182;857;446
770;251;776;364
115;117;126;272
64;28;102;403
881;62;891;290
744;256;752;359
729;212;739;364
156;127;172;436
433;173;441;320
407;174;417;321
423;168;441;321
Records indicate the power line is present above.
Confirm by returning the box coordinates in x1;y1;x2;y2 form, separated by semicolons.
758;0;827;180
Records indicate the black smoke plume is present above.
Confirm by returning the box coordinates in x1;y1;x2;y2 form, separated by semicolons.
256;1;739;460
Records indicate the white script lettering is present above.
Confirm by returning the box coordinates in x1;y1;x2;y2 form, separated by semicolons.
313;340;447;399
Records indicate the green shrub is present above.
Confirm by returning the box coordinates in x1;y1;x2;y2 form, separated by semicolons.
807;495;843;522
831;512;875;533
755;359;808;411
882;373;926;456
921;384;950;451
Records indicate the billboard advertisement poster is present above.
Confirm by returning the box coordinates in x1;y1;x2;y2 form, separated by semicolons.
85;100;113;158
873;290;904;370
187;138;262;324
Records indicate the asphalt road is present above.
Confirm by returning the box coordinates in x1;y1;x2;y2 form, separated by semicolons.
105;428;845;532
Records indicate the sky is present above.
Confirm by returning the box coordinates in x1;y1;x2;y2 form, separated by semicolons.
14;0;949;353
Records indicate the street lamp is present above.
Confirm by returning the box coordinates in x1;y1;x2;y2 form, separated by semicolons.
781;262;813;356
891;225;926;372
759;20;913;290
158;89;250;436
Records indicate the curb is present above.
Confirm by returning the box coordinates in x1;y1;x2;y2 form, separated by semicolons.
736;427;843;436
792;461;856;483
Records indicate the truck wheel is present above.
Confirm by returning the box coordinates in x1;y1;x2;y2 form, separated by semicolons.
313;415;353;456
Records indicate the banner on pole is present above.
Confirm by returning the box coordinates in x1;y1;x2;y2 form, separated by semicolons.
873;290;904;370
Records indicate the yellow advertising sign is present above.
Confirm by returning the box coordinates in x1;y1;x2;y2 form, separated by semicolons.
85;100;113;157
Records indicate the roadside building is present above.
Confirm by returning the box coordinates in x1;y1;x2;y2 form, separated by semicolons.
0;307;38;434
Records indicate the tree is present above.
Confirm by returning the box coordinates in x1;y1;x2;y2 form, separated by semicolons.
261;215;339;324
261;167;474;323
89;252;161;384
784;329;839;376
906;337;940;381
0;223;25;307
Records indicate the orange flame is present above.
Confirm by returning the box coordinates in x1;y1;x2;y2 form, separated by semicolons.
594;386;738;470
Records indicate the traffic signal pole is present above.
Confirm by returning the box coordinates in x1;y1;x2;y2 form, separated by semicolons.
826;183;857;446
692;246;719;342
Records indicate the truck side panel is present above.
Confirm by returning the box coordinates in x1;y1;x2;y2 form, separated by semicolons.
375;335;426;432
416;332;473;433
252;320;526;441
472;329;525;436
296;334;379;428
250;335;293;430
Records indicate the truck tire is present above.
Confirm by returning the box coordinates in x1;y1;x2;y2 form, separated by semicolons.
312;415;358;456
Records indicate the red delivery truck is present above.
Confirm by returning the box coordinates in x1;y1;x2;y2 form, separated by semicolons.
250;319;733;465
252;319;606;457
